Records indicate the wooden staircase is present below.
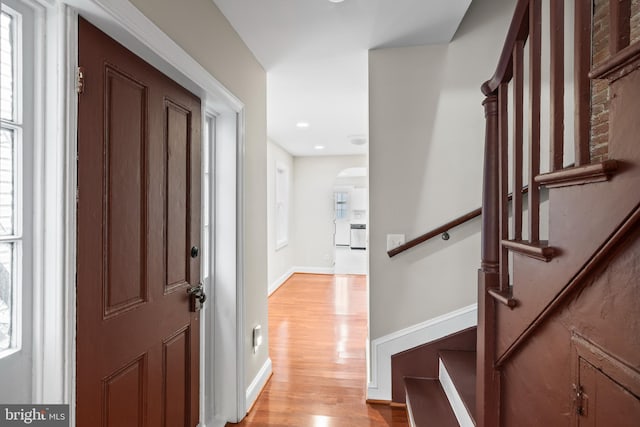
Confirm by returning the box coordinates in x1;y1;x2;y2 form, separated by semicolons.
403;0;640;425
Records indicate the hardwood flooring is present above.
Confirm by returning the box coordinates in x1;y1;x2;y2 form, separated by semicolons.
230;273;408;426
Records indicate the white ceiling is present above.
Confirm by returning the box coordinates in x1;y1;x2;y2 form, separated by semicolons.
212;0;472;156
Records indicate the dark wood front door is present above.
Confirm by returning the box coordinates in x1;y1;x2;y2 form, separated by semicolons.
76;18;201;427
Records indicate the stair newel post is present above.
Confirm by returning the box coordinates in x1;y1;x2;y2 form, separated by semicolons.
477;94;501;427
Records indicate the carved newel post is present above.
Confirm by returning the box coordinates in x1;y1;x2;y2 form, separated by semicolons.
477;94;501;427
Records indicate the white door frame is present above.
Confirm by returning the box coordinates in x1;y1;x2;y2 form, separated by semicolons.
37;0;246;425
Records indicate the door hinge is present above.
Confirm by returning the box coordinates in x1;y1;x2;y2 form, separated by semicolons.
77;66;85;94
573;383;587;416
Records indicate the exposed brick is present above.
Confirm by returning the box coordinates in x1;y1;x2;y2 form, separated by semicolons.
592;124;609;138
591;145;610;158
592;140;608;151
593;53;609;64
592;0;640;162
633;0;640;43
591;88;609;99
592;113;609;127
590;0;610;162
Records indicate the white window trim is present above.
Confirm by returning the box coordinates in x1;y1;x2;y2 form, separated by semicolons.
0;2;25;359
200;109;216;424
274;161;289;250
0;0;44;407
28;1;248;426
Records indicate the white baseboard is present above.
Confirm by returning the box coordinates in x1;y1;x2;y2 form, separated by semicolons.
268;268;295;296
293;266;334;275
366;304;477;401
439;359;474;427
268;267;335;296
198;417;227;427
245;357;273;413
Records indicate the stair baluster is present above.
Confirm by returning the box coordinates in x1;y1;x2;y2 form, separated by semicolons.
476;0;640;425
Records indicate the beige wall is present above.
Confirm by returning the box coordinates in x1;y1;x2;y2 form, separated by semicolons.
129;0;268;391
267;149;368;287
368;0;517;340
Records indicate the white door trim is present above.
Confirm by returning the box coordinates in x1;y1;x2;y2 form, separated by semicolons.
29;0;78;406
50;1;246;425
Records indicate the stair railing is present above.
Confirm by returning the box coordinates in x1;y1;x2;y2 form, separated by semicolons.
477;1;634;426
386;187;529;258
386;208;481;257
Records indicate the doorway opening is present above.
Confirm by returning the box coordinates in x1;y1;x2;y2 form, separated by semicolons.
333;167;368;275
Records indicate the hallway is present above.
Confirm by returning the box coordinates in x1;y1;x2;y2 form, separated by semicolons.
232;274;407;426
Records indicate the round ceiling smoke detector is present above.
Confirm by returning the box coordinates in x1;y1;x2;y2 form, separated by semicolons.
350;136;367;146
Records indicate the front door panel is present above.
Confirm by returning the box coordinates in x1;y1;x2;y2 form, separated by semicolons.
77;18;201;427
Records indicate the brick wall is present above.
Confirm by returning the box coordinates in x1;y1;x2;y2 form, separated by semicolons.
591;0;640;163
633;0;640;43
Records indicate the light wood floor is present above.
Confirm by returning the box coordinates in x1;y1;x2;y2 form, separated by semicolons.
230;273;408;426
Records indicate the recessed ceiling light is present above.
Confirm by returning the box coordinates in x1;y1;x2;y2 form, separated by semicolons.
296;122;310;128
328;0;345;3
314;145;325;150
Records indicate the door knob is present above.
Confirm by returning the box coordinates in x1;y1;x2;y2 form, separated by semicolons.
187;283;206;311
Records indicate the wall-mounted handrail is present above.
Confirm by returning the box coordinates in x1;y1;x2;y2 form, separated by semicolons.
387;208;481;258
387;187;529;258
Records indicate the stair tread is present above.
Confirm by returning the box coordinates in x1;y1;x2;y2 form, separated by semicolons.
535;159;618;188
502;238;551;248
439;350;477;421
404;377;459;427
